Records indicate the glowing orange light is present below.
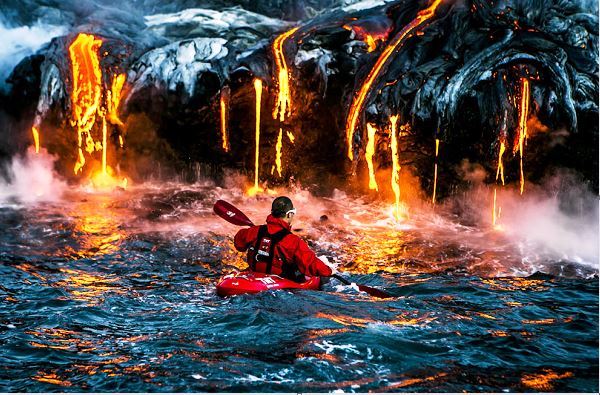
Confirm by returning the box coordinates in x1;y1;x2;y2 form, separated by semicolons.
365;123;378;191
220;87;230;152
272;27;299;122
432;138;440;204
496;141;506;185
275;128;283;177
345;0;443;160
286;130;295;143
248;78;264;196
69;33;103;175
31;126;40;153
389;115;404;220
101;116;107;176
107;73;125;127
515;78;530;194
521;370;573;391
118;135;124;148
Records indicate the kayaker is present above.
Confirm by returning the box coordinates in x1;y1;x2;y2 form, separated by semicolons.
234;196;336;281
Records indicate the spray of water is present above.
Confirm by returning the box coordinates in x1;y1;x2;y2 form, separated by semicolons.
0;147;67;204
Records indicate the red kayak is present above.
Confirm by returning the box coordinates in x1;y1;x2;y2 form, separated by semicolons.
216;271;321;297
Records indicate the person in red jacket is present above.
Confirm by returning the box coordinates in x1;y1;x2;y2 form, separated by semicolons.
234;196;335;281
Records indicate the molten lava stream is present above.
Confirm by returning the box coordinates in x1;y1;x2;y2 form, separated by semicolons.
69;33;103;175
272;27;299;123
515;78;530;195
31;126;40;153
248;78;264;196
496;141;506;185
220;87;230;152
389;115;404;221
345;0;443;160
365;123;378;191
275;128;283;177
107;74;126;127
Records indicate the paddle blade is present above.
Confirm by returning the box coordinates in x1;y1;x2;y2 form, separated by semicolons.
331;274;392;299
357;285;393;299
213;200;254;227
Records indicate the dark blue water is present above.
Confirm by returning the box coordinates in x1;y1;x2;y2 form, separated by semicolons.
0;184;597;392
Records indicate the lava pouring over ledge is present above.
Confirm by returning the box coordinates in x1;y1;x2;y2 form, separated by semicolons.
345;0;444;161
69;33;103;175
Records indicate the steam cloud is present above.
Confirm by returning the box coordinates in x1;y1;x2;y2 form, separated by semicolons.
0;147;67;204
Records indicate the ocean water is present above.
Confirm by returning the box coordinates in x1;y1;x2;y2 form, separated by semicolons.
0;182;597;392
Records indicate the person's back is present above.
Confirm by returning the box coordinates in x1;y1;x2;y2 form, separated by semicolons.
234;196;333;280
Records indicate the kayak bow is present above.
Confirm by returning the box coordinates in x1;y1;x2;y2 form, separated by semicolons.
216;271;320;297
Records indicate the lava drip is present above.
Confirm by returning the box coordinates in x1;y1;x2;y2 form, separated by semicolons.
514;78;530;195
271;27;299;177
220;86;230;152
274;128;283;177
495;141;506;186
366;123;378;191
31;126;40;153
389;115;404;221
345;0;443;161
107;74;126;128
432;138;440;204
272;27;299;123
248;79;264;196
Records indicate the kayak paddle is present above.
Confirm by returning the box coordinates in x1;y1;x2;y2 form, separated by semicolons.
331;274;392;299
214;199;255;227
213;199;393;299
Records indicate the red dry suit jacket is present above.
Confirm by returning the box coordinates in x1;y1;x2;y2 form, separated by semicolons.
234;214;332;278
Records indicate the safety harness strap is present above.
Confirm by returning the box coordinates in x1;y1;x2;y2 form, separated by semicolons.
265;228;290;274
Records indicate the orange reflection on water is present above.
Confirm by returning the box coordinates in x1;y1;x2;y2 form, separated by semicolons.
26;327;101;353
381;372;448;390
296;351;341;363
388;311;435;326
347;230;429;275
55;268;123;304
481;278;548;292
32;371;72;387
521;318;556;325
67;196;126;258
475;312;497;320
315;312;373;327
14;263;48;282
521;369;573;391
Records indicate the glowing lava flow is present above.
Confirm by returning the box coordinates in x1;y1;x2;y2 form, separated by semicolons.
101;117;107;176
107;74;125;127
31;126;40;153
275;128;283;177
389;115;403;220
272;27;299;122
248;79;264;196
432;138;440;204
69;33;103;175
515;78;530;194
345;0;443;160
220;87;230;152
365;123;378;191
496;141;506;185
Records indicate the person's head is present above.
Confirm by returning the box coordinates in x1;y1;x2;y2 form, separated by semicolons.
271;196;295;225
